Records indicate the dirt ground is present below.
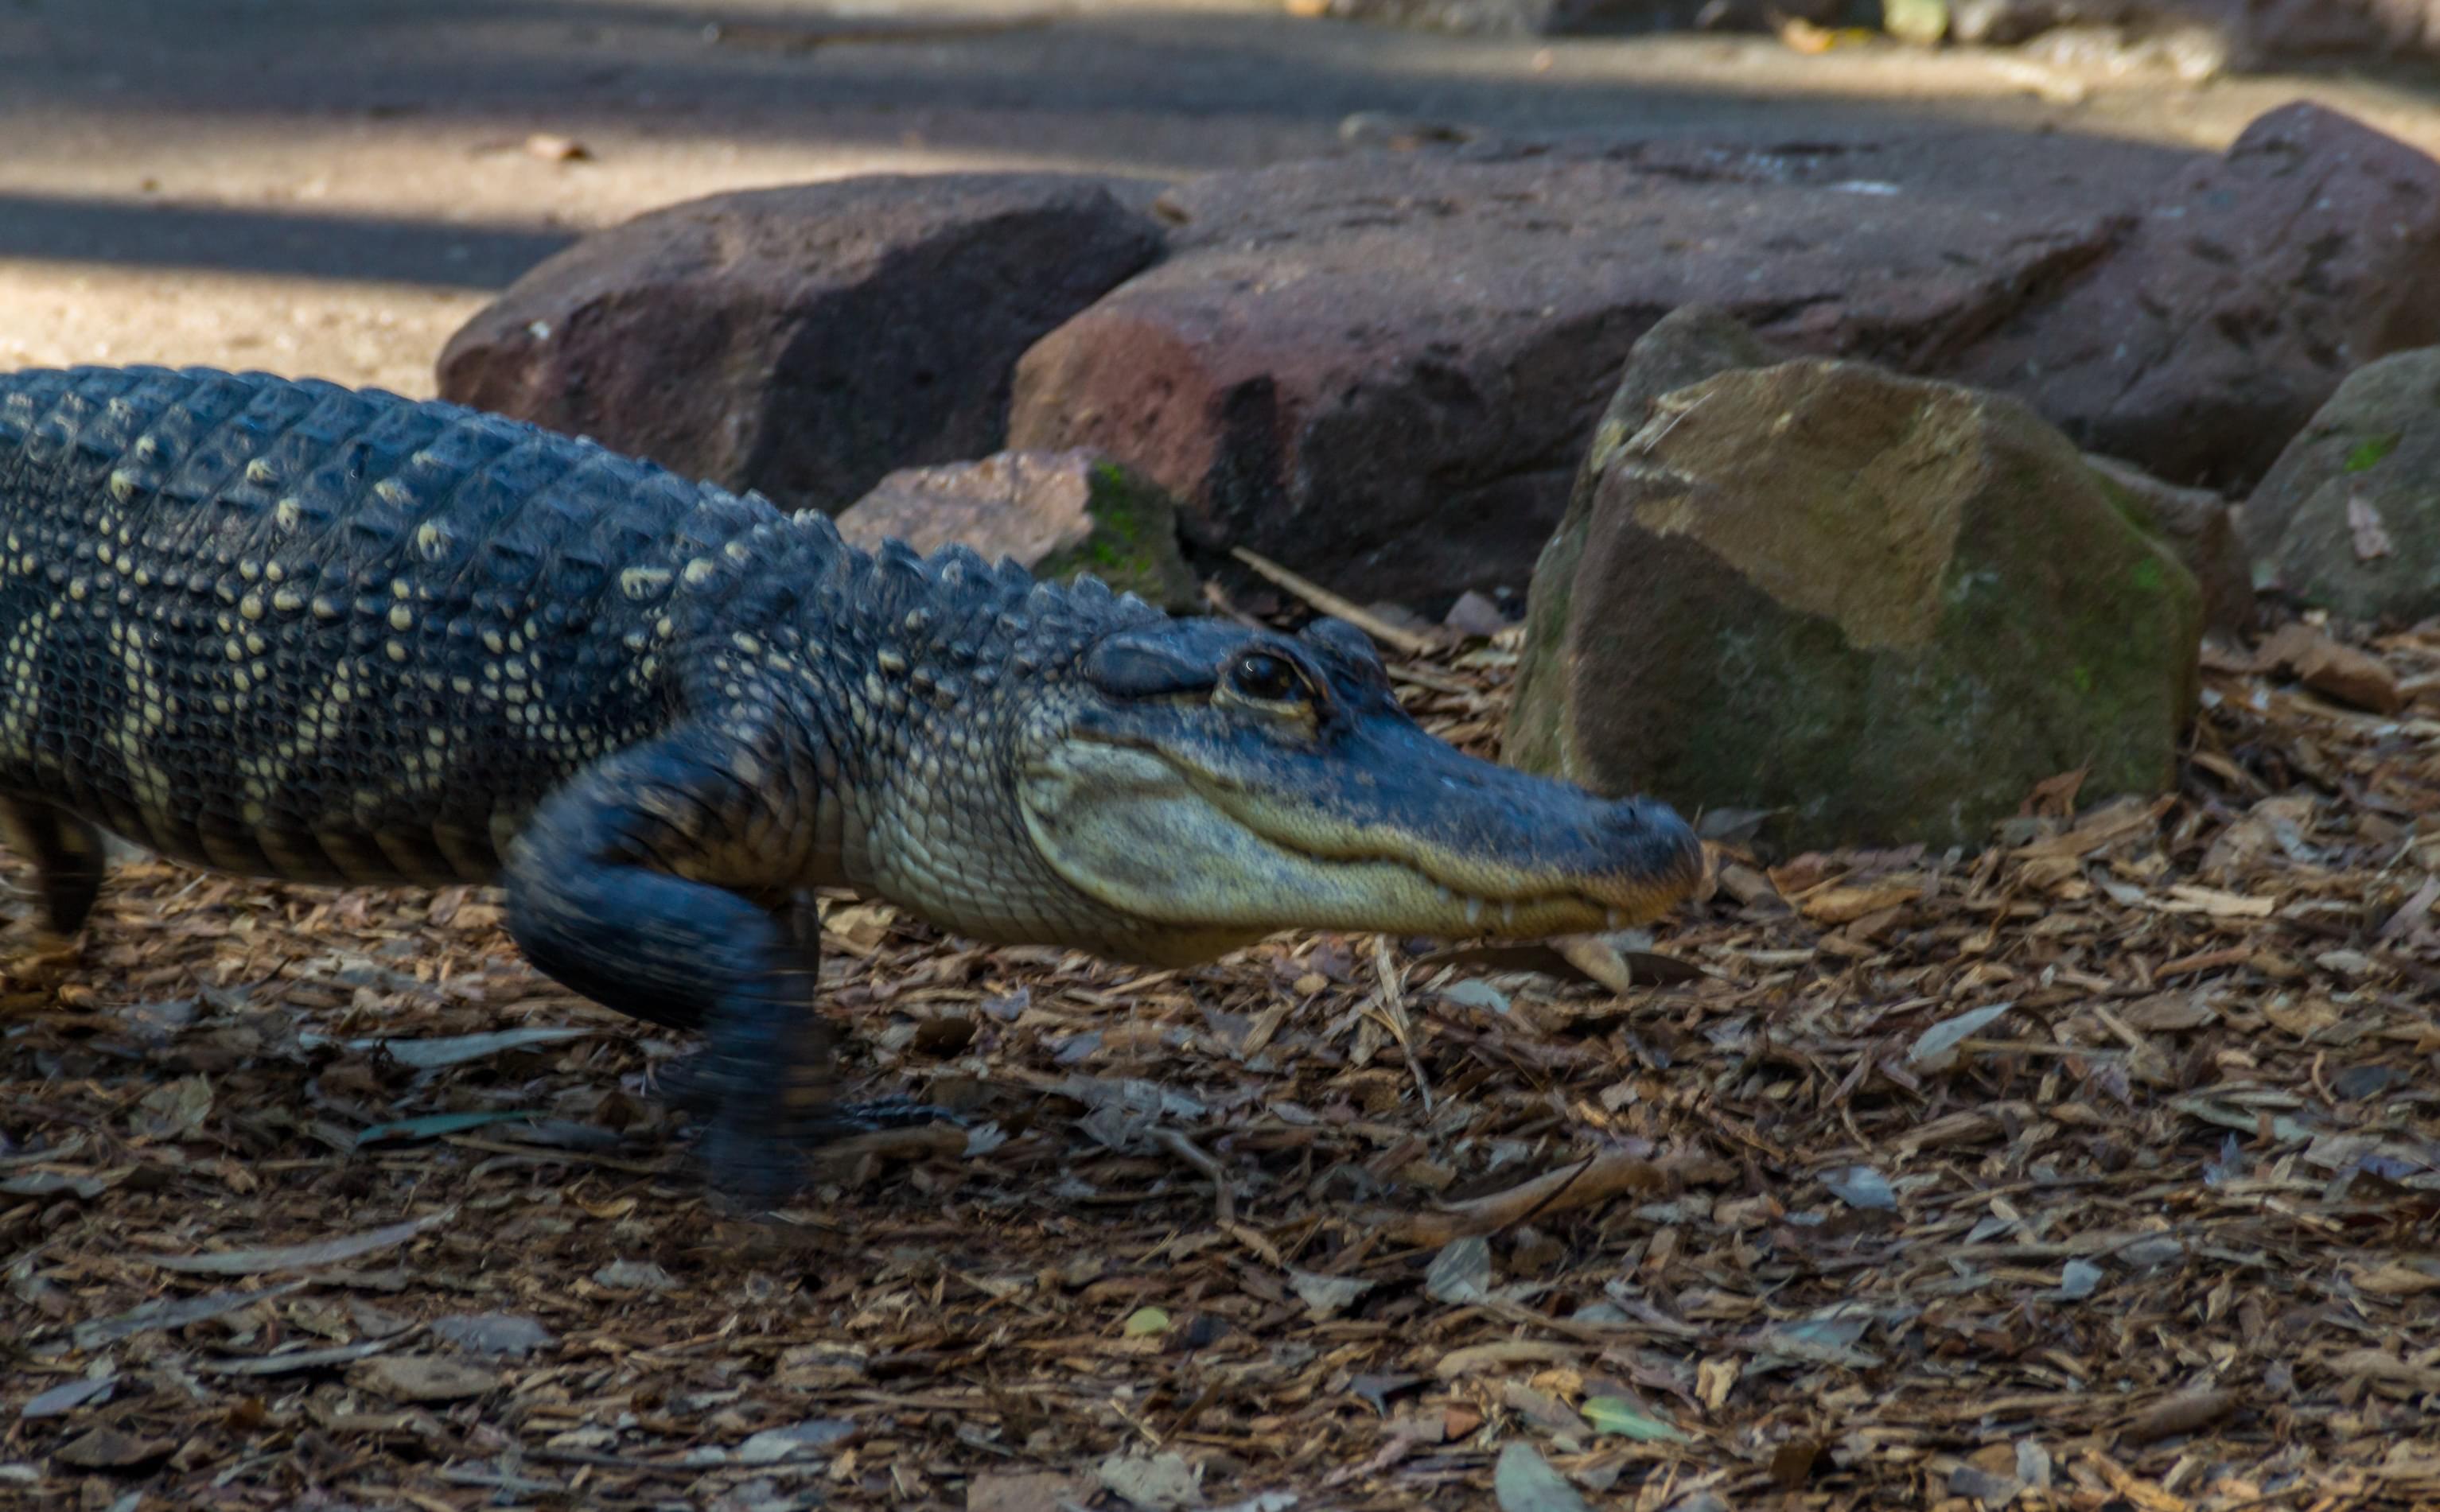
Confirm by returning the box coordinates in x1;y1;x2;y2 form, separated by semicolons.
6;623;2440;1510
6;4;2440;1511
6;0;2440;394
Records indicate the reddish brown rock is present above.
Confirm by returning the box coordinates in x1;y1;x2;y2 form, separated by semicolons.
1010;143;2130;605
1947;103;2440;491
437;174;1162;514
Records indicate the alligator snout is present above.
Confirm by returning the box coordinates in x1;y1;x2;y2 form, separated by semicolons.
1584;794;1706;915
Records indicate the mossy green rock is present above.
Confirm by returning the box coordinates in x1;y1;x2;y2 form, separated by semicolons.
2083;453;2255;636
2243;348;2440;624
837;449;1200;612
1511;307;1786;763
1508;359;2203;853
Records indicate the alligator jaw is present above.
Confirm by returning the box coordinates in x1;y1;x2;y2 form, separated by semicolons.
1017;739;1701;956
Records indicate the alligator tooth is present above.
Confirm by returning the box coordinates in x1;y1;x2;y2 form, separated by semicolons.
1463;896;1484;928
1605;909;1624;929
1500;900;1517;928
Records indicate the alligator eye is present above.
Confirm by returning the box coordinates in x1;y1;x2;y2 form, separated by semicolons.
1228;651;1307;705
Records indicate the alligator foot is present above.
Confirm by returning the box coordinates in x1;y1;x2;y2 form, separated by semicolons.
789;1094;971;1144
657;1055;964;1151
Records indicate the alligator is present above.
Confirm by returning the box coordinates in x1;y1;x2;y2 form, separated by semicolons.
0;365;1704;1200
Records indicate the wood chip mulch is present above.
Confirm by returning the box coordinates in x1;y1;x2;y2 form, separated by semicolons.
3;612;2437;1512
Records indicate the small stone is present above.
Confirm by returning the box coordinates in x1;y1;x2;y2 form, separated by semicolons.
592;1259;679;1293
734;1417;855;1465
1948;1464;2023;1503
1442;590;1510;639
837;450;1198;612
430;1312;557;1359
1095;1451;1202;1510
967;1471;1083;1512
1821;1165;1897;1211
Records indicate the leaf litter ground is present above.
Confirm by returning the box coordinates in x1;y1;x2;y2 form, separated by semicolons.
2;611;2436;1511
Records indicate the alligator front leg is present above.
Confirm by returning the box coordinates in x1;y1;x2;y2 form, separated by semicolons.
0;796;107;938
653;889;971;1147
501;730;838;1206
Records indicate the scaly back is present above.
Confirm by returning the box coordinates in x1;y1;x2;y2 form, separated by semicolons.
0;366;792;880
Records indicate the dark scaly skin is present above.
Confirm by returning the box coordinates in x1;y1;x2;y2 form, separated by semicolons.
0;365;1706;1203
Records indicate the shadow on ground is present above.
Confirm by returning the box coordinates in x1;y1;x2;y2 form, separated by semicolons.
0;0;2232;292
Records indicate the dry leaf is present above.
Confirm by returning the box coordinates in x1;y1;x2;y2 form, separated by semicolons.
349;1355;498;1403
2258;622;2403;713
2123;1386;2240;1443
145;1208;455;1275
1796;880;1924;926
2352;1263;2440;1297
53;1428;173;1470
2160;884;2275;918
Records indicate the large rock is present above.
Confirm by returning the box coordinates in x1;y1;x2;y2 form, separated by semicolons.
2242;348;2440;624
437;174;1162;515
1585;307;2257;637
1578;305;1786;480
1506;360;2202;854
836;450;1201;612
1948;103;2440;491
1515;305;1795;751
1009;142;2133;607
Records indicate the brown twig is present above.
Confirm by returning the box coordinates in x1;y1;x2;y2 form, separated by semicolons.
1369;937;1433;1117
1227;546;1442;659
1153;1128;1236;1226
1387;1149;1668;1246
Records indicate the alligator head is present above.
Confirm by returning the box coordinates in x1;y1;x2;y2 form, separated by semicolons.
975;612;1704;966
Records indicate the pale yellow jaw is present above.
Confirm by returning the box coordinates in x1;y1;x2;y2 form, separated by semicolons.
1018;742;1664;946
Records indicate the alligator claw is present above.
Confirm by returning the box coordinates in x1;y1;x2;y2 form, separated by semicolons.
656;1052;967;1202
695;1103;804;1212
791;1096;971;1142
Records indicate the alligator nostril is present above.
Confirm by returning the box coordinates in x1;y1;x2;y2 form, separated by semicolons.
1605;799;1650;830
